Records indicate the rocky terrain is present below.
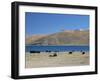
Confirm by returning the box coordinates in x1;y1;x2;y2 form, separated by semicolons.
26;30;89;45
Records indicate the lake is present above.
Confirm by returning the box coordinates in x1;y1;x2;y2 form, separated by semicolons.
26;45;89;52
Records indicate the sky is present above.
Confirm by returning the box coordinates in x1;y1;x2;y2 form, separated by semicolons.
25;12;89;36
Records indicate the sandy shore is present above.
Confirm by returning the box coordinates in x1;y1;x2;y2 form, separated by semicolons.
25;52;89;68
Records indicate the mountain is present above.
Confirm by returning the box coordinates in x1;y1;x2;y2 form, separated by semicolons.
25;35;47;45
26;30;89;45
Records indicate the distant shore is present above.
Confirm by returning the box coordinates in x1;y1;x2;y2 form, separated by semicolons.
25;52;89;68
26;44;89;46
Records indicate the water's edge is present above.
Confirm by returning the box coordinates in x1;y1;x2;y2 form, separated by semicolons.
26;45;89;52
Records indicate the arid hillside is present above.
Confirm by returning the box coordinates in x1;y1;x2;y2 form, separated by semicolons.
26;30;89;45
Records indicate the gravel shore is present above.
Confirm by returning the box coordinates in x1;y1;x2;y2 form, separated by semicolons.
25;52;89;68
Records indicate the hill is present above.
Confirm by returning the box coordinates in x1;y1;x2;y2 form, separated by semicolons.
26;30;89;45
25;35;47;45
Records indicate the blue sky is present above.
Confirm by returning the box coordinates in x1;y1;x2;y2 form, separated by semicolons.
25;12;89;36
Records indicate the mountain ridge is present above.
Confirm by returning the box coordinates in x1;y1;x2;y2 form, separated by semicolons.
26;30;89;45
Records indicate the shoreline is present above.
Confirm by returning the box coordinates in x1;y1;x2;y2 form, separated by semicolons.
25;52;89;68
26;45;89;46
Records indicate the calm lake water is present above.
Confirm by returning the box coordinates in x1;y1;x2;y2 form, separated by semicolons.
26;45;89;52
